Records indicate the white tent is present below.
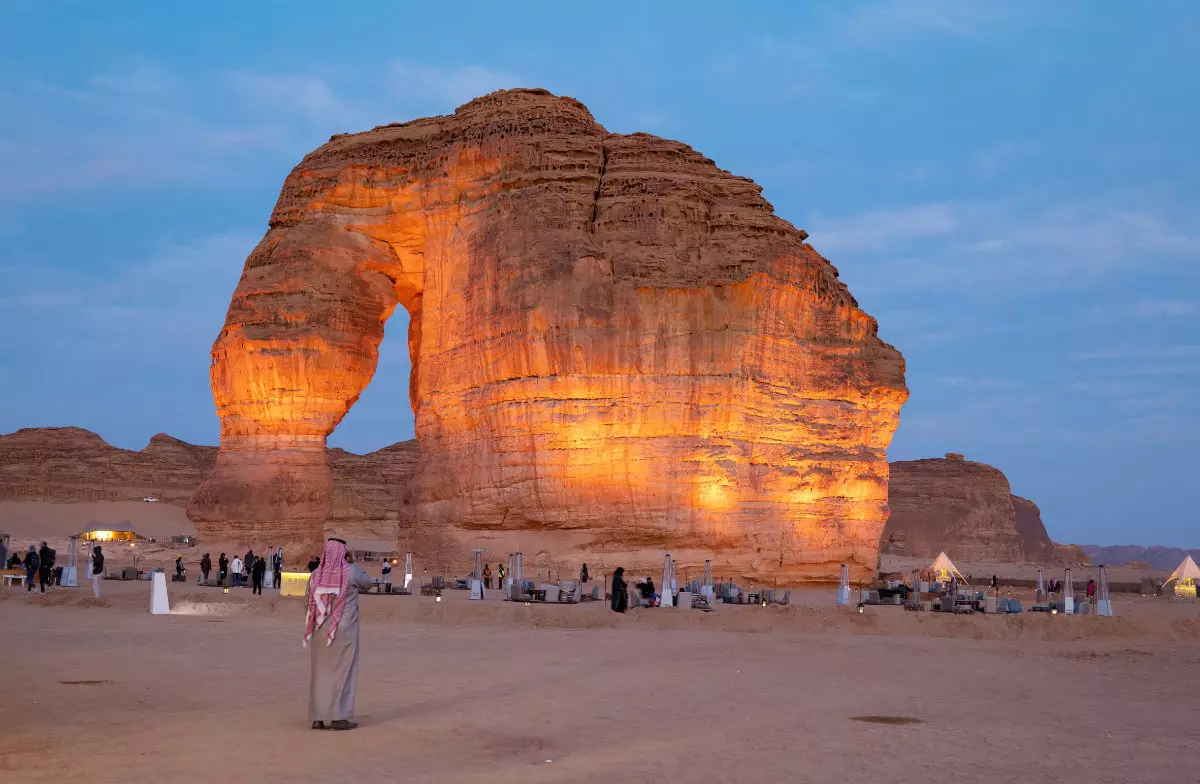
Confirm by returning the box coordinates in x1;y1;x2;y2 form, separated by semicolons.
929;552;967;584
1164;555;1200;597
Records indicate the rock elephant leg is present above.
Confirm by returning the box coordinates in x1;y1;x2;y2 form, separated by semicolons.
188;220;399;561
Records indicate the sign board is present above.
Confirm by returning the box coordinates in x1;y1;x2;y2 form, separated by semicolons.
280;571;310;598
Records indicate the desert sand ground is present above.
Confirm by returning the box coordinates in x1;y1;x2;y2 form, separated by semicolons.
2;576;1199;784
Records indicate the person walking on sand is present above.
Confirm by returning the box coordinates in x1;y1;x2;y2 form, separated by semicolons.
305;538;374;731
90;545;104;598
23;545;40;593
200;553;212;584
252;556;267;595
610;567;628;613
38;541;55;591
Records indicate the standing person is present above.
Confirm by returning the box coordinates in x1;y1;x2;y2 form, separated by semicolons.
252;556;267;596
580;562;589;588
218;553;229;585
38;541;55;591
381;560;392;585
483;563;492;589
231;555;243;588
90;545;104;598
304;538;374;731
1086;578;1096;604
200;553;212;584
23;545;40;593
0;537;7;574
175;555;185;582
610;567;628;613
273;551;283;589
990;574;998;591
497;562;506;591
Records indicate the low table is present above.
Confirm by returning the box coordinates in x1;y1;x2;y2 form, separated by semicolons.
3;572;26;587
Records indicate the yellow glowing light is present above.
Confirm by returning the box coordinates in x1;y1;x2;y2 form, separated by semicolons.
698;483;733;511
81;530;139;543
280;572;310;598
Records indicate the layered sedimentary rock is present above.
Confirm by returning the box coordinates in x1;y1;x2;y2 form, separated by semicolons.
0;427;418;540
0;427;216;505
882;453;1070;563
189;88;907;579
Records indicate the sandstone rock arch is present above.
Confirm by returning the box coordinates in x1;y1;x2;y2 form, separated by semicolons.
188;89;907;580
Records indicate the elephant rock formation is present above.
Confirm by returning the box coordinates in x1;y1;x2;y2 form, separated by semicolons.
188;88;907;580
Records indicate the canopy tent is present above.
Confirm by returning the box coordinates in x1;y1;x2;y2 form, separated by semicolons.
929;552;967;584
78;525;140;542
1164;555;1200;597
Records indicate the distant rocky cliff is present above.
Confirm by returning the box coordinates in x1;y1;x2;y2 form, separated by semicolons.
0;427;417;538
1076;544;1199;571
881;453;1082;563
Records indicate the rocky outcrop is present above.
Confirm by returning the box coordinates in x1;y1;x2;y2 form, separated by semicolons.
0;428;418;540
881;453;1075;563
189;88;908;580
0;427;216;506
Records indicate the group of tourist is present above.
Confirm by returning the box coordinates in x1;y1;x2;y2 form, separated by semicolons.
2;539;105;597
196;549;284;593
607;570;660;612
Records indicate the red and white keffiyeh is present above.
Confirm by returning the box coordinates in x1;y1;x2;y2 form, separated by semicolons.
303;539;350;647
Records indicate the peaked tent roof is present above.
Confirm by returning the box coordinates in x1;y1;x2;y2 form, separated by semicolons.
929;551;967;582
1165;555;1200;584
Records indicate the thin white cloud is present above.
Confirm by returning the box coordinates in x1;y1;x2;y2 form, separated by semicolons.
837;0;1010;45
388;62;524;109
809;200;1200;293
1127;300;1199;318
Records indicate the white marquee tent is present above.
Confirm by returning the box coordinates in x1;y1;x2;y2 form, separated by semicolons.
930;552;967;584
1164;555;1200;597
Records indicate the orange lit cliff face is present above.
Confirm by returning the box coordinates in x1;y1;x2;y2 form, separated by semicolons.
188;89;908;580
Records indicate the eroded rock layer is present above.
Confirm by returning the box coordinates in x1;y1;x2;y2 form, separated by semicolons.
189;88;908;579
0;428;417;539
882;453;1069;563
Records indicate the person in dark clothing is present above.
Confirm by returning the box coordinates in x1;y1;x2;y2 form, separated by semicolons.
200;553;212;584
175;555;185;581
272;552;283;588
8;552;21;569
251;556;267;595
24;545;40;592
38;541;55;591
89;545;104;598
0;538;7;573
307;556;321;573
639;578;657;605
218;553;229;585
580;563;589;587
990;574;998;590
610;567;628;613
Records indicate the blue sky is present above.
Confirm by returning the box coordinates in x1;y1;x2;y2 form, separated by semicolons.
2;1;1197;547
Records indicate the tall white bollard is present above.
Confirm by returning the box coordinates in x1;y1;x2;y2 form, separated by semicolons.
149;568;170;615
660;553;674;608
836;563;851;606
1062;568;1074;615
1096;564;1113;616
403;552;413;590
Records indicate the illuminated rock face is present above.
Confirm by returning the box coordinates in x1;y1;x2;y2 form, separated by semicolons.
189;89;907;579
